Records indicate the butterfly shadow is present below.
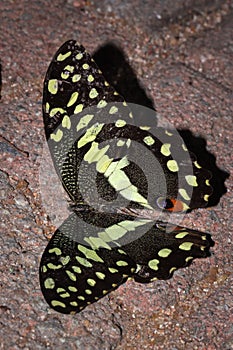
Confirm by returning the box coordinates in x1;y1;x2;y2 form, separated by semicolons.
93;42;229;208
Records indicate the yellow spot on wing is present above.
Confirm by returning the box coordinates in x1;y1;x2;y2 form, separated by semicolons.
59;256;70;265
96;155;113;173
167;160;179;172
179;242;193;251
77;123;104;148
109;267;118;273
118;249;127;255
66;270;77;281
148;259;159;270
74;104;84;114
76;114;94;131
116;260;128;266
84;142;110;164
109;106;118;114
50;129;63;142
67;92;79;107
62;115;71;129
97;100;107;108
115;119;126;127
78;245;104;263
83;63;89;70
117;140;125;146
68;286;78;292
158;248;172;257
120;186;152;208
185;175;198;187
98;219;151;242
194;161;201;169
178;188;191;201
95;272;105;279
64;65;74;73
49;107;66;117
72;266;82;274
84;236;111;250
126;139;131;147
70;301;78;306
185;256;193;262
60;292;70;298
57;51;71;61
44;278;55;289
161;143;171;156
87;278;96;287
150;277;158;282
51;300;66;308
140;126;150;130
61;71;70;79
105;161;151;206
76;52;83;60
85;289;92;295
99;223;127;241
169;267;177;274
48;247;62;255
48;79;58;94
72;74;81;82
41;265;47;273
89;88;98;99
108;169;132;191
119;219;150;230
175;231;189;239
45;102;50;113
143;136;155;146
104;157;129;177
47;263;62;270
76;256;92;267
87;74;94;82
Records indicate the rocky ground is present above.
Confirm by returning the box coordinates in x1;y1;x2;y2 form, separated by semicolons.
0;1;232;349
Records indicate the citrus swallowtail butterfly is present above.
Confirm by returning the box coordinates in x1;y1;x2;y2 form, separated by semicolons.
40;40;214;314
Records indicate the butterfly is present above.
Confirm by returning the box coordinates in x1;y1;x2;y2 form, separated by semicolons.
40;40;214;314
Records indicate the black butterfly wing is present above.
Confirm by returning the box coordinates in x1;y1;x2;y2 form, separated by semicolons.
42;39;212;211
127;222;214;283
42;40;131;205
40;40;214;314
40;211;214;314
40;212;138;314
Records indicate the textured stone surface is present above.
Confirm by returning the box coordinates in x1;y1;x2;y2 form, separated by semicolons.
0;0;232;349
